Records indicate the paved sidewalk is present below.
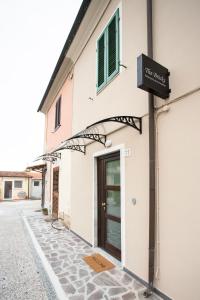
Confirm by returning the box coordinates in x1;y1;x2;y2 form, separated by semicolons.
0;201;57;300
26;214;161;300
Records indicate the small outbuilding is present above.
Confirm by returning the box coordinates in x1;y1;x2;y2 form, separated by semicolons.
29;172;42;200
0;171;42;201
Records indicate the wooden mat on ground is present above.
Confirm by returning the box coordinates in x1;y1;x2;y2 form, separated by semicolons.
83;253;115;273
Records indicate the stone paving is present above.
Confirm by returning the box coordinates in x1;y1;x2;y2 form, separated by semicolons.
27;215;161;300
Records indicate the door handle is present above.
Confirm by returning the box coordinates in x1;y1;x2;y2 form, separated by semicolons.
102;202;106;211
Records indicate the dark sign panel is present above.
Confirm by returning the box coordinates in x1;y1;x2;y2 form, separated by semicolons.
137;54;171;99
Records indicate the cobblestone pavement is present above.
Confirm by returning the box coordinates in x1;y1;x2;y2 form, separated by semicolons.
0;200;57;300
27;214;161;300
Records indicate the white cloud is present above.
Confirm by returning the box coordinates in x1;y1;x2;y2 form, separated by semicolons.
0;0;82;170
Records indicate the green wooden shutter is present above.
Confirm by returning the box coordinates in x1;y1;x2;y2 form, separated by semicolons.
55;102;58;128
97;33;106;89
107;9;119;80
57;97;61;125
96;9;119;92
55;97;61;128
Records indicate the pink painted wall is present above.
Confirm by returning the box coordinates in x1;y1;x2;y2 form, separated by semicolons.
45;76;73;152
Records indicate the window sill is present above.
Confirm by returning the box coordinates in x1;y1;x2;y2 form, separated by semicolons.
96;71;120;95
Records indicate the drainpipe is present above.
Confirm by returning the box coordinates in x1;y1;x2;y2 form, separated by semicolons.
41;167;46;208
28;177;30;199
144;0;156;297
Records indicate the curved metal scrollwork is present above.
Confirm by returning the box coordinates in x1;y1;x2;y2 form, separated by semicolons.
57;144;86;154
37;115;142;161
86;115;142;134
42;157;57;163
35;152;61;163
67;133;106;145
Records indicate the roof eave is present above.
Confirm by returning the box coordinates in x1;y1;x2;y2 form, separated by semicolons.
37;0;92;113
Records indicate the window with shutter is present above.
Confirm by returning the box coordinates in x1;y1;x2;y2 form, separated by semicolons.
96;9;119;92
57;97;61;125
107;11;119;80
97;33;106;88
55;104;57;128
55;97;61;129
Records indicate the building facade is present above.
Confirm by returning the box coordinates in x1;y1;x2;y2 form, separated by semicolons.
38;1;200;299
0;171;38;200
38;57;73;224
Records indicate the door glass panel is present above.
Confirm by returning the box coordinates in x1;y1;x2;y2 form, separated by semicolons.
106;159;120;185
107;219;121;250
107;190;120;217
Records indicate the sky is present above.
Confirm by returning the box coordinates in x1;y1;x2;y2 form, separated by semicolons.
0;0;82;171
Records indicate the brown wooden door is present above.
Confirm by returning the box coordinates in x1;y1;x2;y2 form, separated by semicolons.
52;167;59;218
4;181;12;199
98;152;121;260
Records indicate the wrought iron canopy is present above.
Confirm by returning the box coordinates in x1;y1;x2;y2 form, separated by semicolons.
26;163;46;173
67;132;106;145
86;115;142;134
36;152;61;163
37;115;142;160
56;144;86;154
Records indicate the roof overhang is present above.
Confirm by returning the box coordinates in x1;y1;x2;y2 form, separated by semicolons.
26;163;47;173
37;0;111;113
39;57;74;114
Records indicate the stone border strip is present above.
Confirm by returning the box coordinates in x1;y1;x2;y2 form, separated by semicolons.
23;216;67;300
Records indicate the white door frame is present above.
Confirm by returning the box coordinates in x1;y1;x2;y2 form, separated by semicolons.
92;144;126;266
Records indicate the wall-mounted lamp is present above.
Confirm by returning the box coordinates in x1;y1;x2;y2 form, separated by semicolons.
105;140;112;148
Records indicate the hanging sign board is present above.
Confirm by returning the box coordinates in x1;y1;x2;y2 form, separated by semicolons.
137;54;171;99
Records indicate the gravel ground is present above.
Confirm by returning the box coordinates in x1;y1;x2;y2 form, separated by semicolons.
0;200;57;300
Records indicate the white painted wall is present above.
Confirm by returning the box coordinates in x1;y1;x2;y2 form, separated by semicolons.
70;123;149;282
58;150;71;225
44;161;52;210
154;92;200;300
31;179;42;199
72;0;147;134
41;0;200;299
70;0;200;299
